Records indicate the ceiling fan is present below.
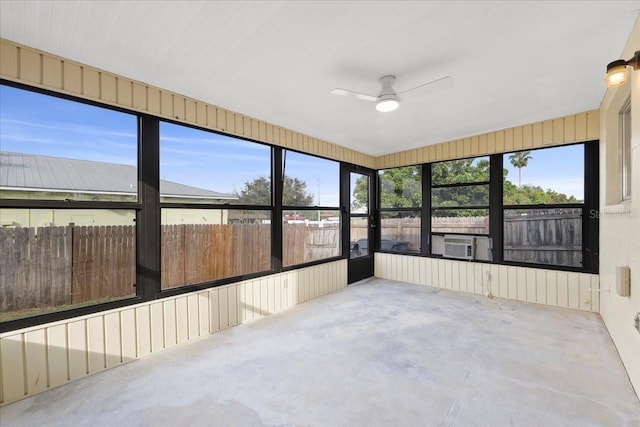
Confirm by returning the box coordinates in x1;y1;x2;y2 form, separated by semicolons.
330;75;452;112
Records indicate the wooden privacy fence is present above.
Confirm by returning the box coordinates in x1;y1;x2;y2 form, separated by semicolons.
0;225;135;313
504;209;582;267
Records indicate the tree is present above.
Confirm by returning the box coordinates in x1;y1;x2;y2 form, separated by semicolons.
352;166;421;210
235;175;314;206
508;151;532;187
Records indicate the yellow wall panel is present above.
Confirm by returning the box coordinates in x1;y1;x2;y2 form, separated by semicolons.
487;133;496;154
216;108;227;132
495;131;505;153
546;271;558;306
209;289;221;332
532;122;543;148
478;134;488;154
516;268;527;301
206;105;217;128
219;287;230;328
228;285;239;326
1;334;25;404
101;73;117;103
498;266;509;298
557;272;569;307
87;316;106;374
120;309;137;362
442;142;450;159
590;276;600;312
0;39;19;78
536;269;547;304
542;120;554;145
160;91;173;118
42;56;63;89
196;102;207;126
173;95;185;121
185;99;197;123
117;79;132;108
47;324;68;388
198;292;210;335
552;118;564;144
175;297;189;344
579;274;592;311
463;137;472;157
150;302;165;352
104;312;121;368
24;329;48;395
147;87;161;114
19;48;40;83
136;305;152;357
512;126;523;151
522;124;533;148
62;62;82;94
504;128;514;151
251;118;260;139
163;300;177;347
564;114;576;142
67;320;87;380
567;274;580;309
575;112;587;141
132;83;147;111
187;294;200;339
586;110;599;139
507;267;517;299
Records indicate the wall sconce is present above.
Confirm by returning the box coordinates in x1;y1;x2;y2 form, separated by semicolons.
605;50;639;88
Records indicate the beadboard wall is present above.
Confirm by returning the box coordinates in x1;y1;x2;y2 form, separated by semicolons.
375;254;600;312
0;260;347;406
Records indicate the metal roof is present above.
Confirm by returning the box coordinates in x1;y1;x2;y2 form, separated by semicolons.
0;151;236;200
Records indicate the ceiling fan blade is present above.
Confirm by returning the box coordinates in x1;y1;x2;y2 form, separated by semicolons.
397;76;453;95
330;88;377;102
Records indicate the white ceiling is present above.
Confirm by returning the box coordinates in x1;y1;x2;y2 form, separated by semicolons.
1;1;638;156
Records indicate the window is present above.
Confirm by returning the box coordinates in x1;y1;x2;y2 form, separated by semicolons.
503;145;585;268
378;166;422;253
1;82;139;322
282;151;341;266
159;122;273;289
620;97;632;200
0;85;138;202
431;158;490;236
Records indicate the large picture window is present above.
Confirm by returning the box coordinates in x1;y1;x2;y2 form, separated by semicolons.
502;145;584;268
282;151;341;266
159;122;273;289
377;166;422;253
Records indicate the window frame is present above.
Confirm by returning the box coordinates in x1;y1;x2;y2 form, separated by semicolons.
620;96;632;201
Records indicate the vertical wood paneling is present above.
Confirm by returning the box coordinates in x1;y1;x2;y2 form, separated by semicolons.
557;272;569;308
260;279;269;313
228;285;239;326
147;87;160;114
209;289;221;332
1;333;25;404
507;266;517;299
545;271;558;306
87;316;106;373
504;128;514;151
150;302;164;352
495;131;505;152
198;292;210;335
163;300;177;348
0;40;19;78
499;266;508;297
552;118;564;144
564;115;576;142
542;120;554;145
516;268;527;300
160;91;173;118
120;309;136;362
513;126;523;150
473;263;483;294
586;110;599;139
101;73;117;103
526;269;537;302
136;306;151;357
62;62;82;94
42;56;62;89
567;274;580;309
196;102;207;126
19;48;40;83
132;83;147;111
47;324;68;388
172;96;185;120
575;112;588;141
187;295;200;339
219;287;230;329
24;329;47;395
206;105;217;129
185;99;197;123
536;270;547;304
104;312;121;368
579;274;592;311
590;276;600;312
522;124;533;148
117;79;132;108
67;320;87;380
175;297;189;344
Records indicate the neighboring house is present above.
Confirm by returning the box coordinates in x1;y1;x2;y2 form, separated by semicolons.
0;151;236;227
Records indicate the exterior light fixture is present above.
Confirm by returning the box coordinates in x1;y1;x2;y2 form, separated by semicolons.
376;95;399;112
605;50;639;88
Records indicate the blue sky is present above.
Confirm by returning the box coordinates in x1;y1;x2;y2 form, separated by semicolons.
1;84;583;202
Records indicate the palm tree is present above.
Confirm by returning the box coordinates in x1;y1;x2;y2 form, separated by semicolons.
509;151;532;187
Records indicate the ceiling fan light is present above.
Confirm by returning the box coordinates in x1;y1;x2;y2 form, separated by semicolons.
376;97;399;112
605;60;629;88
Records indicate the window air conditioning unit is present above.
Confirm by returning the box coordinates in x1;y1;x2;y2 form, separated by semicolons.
443;235;475;260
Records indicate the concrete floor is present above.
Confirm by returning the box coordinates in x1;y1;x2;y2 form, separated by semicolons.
1;278;639;426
